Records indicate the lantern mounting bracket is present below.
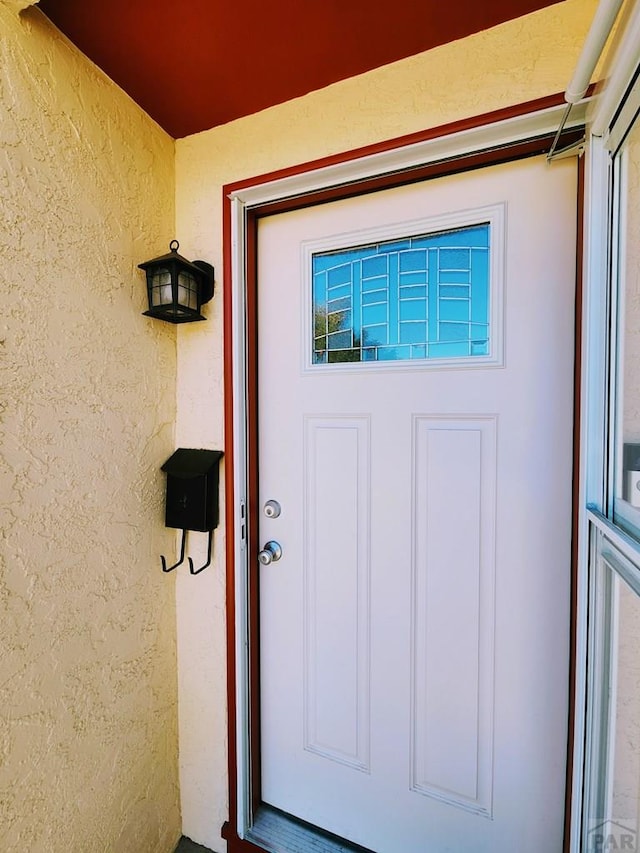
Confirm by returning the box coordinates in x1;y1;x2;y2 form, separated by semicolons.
192;260;215;304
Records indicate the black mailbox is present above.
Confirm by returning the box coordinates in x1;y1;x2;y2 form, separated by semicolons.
161;448;223;532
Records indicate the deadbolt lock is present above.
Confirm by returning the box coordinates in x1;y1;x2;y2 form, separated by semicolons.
263;500;281;518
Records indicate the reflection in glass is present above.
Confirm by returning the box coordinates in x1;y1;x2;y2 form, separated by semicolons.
614;115;640;540
312;224;490;364
610;575;640;827
177;271;198;310
151;268;173;306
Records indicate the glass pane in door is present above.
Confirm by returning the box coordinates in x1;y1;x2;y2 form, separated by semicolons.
311;223;490;364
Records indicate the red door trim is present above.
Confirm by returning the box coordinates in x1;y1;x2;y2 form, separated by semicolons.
221;92;584;852
563;152;585;853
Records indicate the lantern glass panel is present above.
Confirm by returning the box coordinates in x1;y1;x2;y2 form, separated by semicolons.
150;268;173;306
178;270;198;310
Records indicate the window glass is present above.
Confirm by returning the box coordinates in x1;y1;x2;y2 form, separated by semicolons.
613;114;640;539
311;224;490;364
585;540;640;848
610;573;640;829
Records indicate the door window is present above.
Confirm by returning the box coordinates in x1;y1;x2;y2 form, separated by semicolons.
311;223;490;364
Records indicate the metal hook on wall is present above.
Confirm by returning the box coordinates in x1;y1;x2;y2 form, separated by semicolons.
161;529;187;573
189;530;213;575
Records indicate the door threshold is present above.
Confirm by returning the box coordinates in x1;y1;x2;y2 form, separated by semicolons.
246;804;375;853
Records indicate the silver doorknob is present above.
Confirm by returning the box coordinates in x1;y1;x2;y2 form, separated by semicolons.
258;540;282;565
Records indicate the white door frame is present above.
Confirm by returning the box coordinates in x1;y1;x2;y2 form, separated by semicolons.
225;97;588;847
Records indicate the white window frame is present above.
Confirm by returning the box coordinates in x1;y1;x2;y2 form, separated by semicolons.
575;2;640;845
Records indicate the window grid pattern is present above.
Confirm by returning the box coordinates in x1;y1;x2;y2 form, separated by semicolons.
312;224;490;364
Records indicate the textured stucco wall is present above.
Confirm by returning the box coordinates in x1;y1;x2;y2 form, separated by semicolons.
0;5;180;852
174;0;598;848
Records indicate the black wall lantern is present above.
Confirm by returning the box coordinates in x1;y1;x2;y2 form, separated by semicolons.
139;240;214;323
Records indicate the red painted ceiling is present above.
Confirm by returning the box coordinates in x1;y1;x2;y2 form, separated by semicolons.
38;0;563;139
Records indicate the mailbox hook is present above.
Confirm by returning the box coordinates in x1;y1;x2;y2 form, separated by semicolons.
189;530;213;575
161;529;188;573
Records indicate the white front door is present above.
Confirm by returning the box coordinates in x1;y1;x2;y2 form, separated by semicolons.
257;155;576;852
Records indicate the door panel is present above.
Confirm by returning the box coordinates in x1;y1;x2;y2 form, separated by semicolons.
257;156;576;852
411;415;496;816
303;415;371;772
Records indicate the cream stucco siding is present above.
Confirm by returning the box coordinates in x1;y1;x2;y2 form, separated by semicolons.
174;1;597;848
0;5;180;852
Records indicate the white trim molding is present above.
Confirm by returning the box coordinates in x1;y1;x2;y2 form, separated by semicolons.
228;102;589;210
